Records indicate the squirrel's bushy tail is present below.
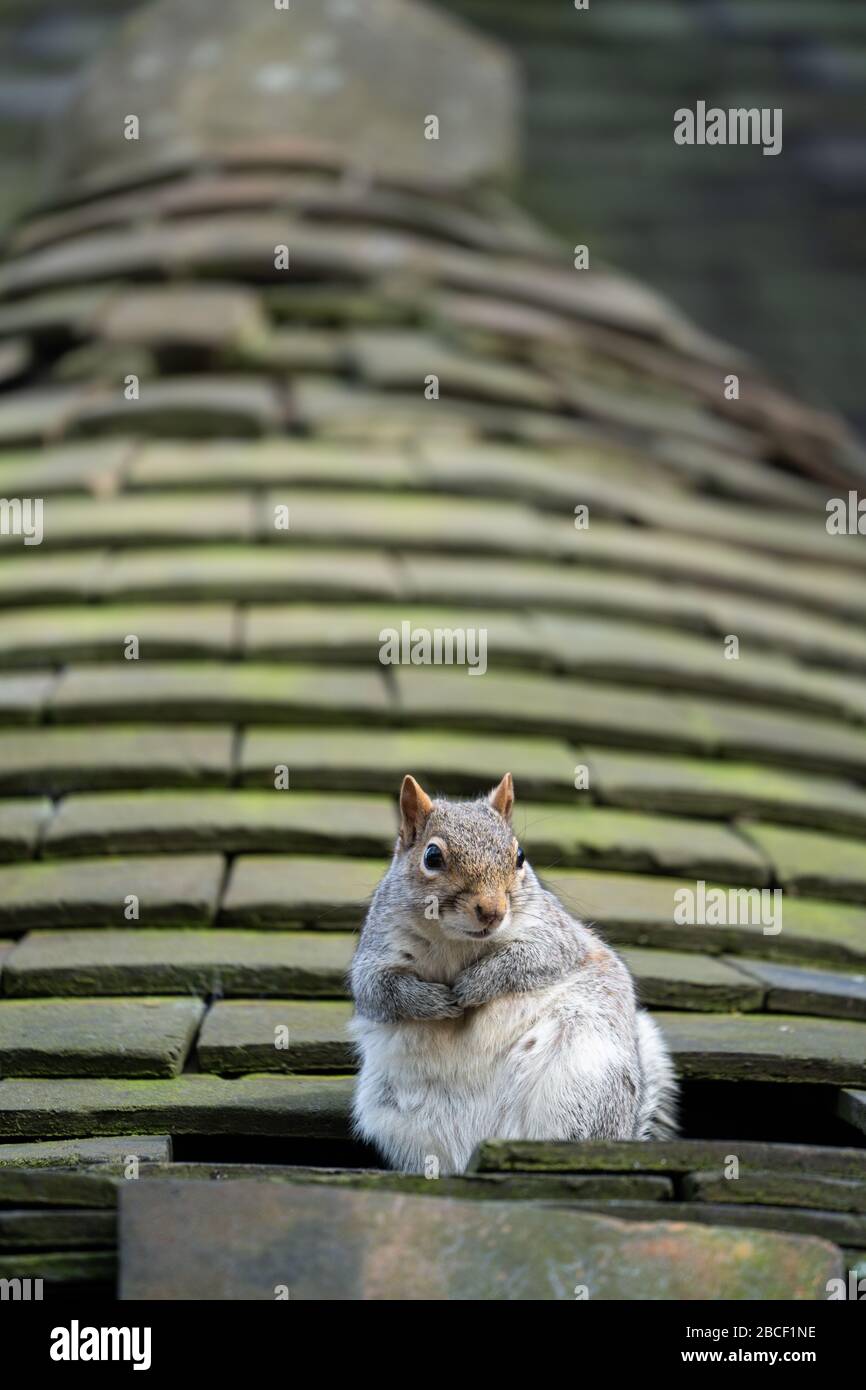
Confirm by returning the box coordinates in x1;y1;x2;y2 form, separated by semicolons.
635;1011;679;1139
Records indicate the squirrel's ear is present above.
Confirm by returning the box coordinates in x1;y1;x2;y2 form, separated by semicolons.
399;774;433;847
488;772;514;823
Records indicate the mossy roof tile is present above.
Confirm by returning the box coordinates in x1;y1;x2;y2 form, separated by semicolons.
0;1251;116;1282
348;329;560;408
71;377;283;439
0;551;108;608
128;441;415;492
223;856;383;927
689;700;866;777
242;604;543;666
0;726;234;794
0;1135;171;1169
417;439;629;510
0;797;52;860
0;854;223;929
682;1170;866;1215
515;803;770;884
0;1074;354;1139
49;662;391;723
739;823;866;904
0;385;82;446
260;489;547;556
726;958;866;1022
534;613;847;715
401;554;710;618
626;487;866;572
0;604;237;665
657;1011;866;1084
129;1162;675;1205
469;1138;866;1180
687;590;866;672
0;670;57;723
563;1201;865;1247
18;493;256;550
0;285;116;341
555;523;866;621
0;997;204;1078
620;948;764;1013
585;748;866;836
239;727;577;799
44;790;397;858
650;438;825;512
99;546;401;603
0;440;134;497
544;867;866;966
0;1208;116;1249
394;669;714;751
807;668;866;725
198;999;353;1074
2;929;354;998
96;285;265;351
291;376;494;442
0;940;14;987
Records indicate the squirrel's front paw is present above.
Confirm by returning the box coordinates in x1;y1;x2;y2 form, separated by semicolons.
453;965;494;1009
404;978;463;1020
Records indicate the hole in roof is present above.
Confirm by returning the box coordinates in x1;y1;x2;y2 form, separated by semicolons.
681;1080;864;1149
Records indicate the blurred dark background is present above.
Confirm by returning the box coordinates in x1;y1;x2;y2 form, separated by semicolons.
0;0;863;431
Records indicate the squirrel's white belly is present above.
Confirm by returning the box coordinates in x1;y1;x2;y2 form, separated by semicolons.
350;977;633;1174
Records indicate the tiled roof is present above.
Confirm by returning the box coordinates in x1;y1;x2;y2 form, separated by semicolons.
0;0;864;1298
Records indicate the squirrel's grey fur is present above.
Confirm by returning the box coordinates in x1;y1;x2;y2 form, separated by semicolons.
349;774;678;1174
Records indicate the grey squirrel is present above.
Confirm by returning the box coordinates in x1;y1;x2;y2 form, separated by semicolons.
349;773;678;1174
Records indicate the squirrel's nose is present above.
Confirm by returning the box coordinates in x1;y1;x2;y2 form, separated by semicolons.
473;896;506;929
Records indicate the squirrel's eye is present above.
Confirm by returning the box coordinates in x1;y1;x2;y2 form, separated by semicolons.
423;843;444;871
516;845;525;869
